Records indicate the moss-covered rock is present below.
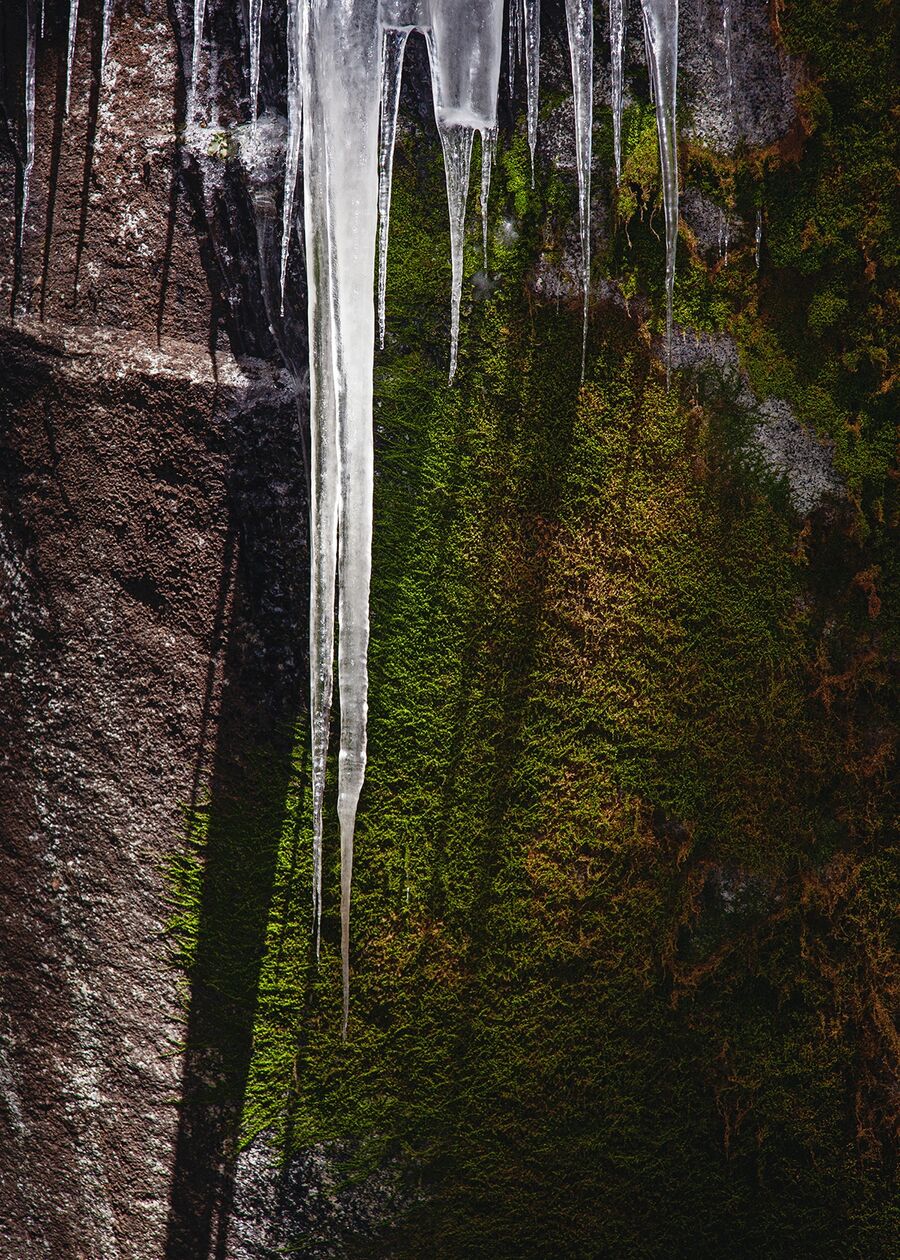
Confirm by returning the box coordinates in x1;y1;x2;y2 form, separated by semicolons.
170;4;897;1255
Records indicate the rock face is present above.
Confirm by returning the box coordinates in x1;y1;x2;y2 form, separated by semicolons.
1;4;305;1257
1;2;896;1259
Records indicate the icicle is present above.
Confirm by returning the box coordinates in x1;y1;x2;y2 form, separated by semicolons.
640;0;678;381
426;0;504;381
755;209;762;270
99;0;113;86
508;0;520;100
436;121;474;381
192;0;206;109
39;0;44;40
524;0;540;180
480;125;496;269
609;0;625;184
65;0;79;115
722;0;733;112
250;0;263;118
300;0;383;1037
19;0;37;256
564;0;594;379
377;27;409;350
280;0;303;312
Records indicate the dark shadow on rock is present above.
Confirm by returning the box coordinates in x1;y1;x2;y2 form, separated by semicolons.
163;391;309;1260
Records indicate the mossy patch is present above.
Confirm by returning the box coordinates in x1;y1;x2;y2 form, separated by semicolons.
167;3;897;1254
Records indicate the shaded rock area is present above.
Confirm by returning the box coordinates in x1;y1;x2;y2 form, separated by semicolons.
1;2;307;1257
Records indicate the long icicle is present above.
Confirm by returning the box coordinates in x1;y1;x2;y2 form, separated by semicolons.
19;0;37;256
280;0;303;313
191;0;206;110
523;0;540;180
250;0;263;118
480;124;496;269
65;0;79;115
301;0;382;1037
99;0;113;87
608;0;625;183
508;0;520;101
437;121;474;382
564;0;594;379
377;27;409;350
640;0;678;381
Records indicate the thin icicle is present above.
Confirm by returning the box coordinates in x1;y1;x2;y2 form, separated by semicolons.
640;0;678;381
755;209;762;270
480;125;496;268
65;0;79;115
437;121;474;381
99;0;113;86
523;0;540;180
19;0;37;256
280;0;303;313
564;0;593;379
426;0;504;381
609;0;625;183
377;27;409;350
192;0;206;110
39;0;44;40
250;0;263;118
508;0;520;100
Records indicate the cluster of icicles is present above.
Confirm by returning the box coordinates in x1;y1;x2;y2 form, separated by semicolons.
15;0;709;1036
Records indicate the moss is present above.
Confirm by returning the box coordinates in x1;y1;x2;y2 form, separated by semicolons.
168;3;897;1254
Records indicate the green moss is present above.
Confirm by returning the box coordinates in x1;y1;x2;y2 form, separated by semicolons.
167;3;897;1254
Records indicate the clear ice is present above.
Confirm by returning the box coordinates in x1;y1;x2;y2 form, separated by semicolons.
524;0;540;178
639;0;679;378
100;0;113;86
480;125;497;268
755;209;763;270
192;0;206;108
250;0;263;118
377;27;409;349
65;0;79;115
280;0;303;312
608;0;626;183
19;0;37;254
564;0;594;377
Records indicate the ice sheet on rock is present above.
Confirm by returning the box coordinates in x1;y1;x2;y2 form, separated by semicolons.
524;0;540;179
640;0;678;379
377;27;409;349
564;0;594;377
608;0;625;183
65;0;79;115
